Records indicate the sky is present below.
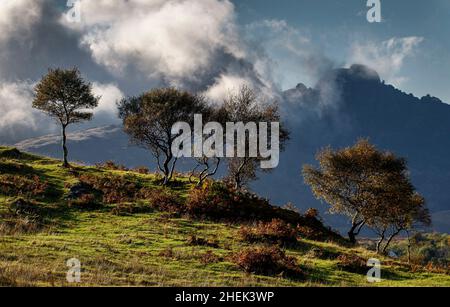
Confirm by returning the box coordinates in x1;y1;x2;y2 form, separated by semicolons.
232;0;450;99
0;0;449;143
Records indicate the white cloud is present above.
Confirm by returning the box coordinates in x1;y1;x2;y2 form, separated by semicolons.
92;82;124;116
0;81;56;141
63;0;245;85
0;0;43;45
245;19;334;89
203;75;252;103
347;36;424;86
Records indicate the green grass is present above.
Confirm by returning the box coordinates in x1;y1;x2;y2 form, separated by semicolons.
0;146;449;287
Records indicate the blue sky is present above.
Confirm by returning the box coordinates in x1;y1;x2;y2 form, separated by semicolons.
1;0;449;142
232;0;450;102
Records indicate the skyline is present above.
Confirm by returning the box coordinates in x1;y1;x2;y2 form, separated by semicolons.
0;0;449;143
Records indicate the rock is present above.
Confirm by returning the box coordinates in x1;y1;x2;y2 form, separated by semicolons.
388;251;399;259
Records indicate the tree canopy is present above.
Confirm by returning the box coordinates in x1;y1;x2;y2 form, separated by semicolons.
303;139;430;248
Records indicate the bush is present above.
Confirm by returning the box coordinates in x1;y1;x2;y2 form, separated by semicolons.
133;166;150;174
200;251;221;265
78;174;138;204
186;235;219;248
306;247;340;260
186;182;343;243
238;219;297;245
231;246;303;279
186;182;282;222
0;175;48;198
0;160;33;174
336;254;367;274
111;201;153;216
96;161;128;171
8;198;42;218
0;198;43;234
0;216;41;235
111;203;135;216
0;148;22;159
304;208;319;219
68;193;101;210
146;189;183;214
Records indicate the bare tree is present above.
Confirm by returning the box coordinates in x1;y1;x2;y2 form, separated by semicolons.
33;68;99;167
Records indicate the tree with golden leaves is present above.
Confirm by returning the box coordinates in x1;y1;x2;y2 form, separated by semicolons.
303;139;430;245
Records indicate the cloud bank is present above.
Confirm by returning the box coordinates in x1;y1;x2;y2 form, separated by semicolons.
0;1;425;144
347;36;424;86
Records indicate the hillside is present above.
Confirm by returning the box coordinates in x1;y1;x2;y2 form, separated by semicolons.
0;147;448;287
13;65;450;234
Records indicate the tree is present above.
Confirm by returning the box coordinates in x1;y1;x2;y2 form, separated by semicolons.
222;85;289;190
188;106;227;188
118;88;209;185
302;139;430;244
369;185;430;253
33;68;99;167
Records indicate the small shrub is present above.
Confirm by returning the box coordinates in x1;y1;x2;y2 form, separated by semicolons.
0;148;22;159
96;161;128;171
0;160;33;174
110;204;131;215
336;254;367;274
296;225;322;241
133;166;150;174
187;235;219;248
306;247;340;260
68;193;101;210
238;219;297;245
78;174;138;204
158;247;174;259
304;208;319;219
186;182;276;222
146;189;183;214
0;198;43;234
282;202;300;214
8;198;41;218
0;216;41;235
423;262;449;274
231;246;303;279
0;175;48;198
200;251;221;265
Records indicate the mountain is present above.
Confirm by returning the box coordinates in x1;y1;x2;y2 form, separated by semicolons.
14;65;450;233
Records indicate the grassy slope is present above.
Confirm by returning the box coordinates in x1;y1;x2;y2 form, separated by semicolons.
0;147;448;287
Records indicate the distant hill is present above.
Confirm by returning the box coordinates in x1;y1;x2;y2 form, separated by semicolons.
14;64;450;233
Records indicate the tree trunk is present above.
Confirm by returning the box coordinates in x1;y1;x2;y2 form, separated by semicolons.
348;217;364;244
382;229;402;254
162;152;177;186
234;159;246;190
62;125;69;168
406;230;411;264
197;158;220;188
348;229;357;244
376;231;386;254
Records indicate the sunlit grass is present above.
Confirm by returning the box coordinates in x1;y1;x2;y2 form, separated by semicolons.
0;147;449;287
